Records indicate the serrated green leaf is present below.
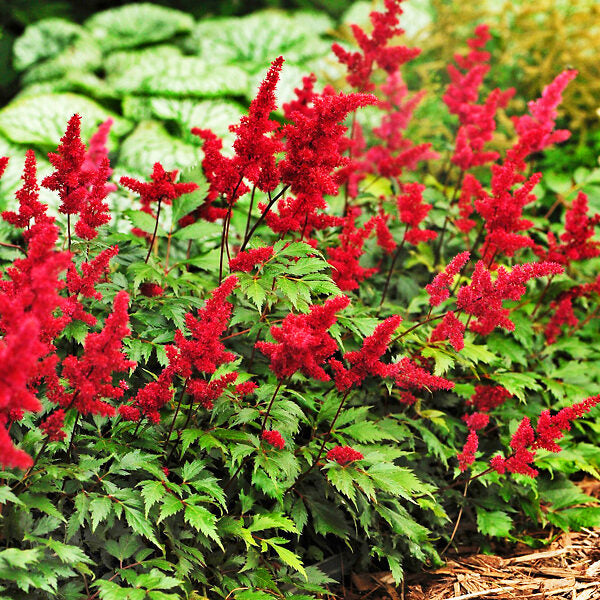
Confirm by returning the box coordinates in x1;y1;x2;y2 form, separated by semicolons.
476;508;513;537
184;504;222;548
89;496;112;532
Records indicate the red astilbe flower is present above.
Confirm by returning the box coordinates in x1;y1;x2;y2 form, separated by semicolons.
330;315;402;391
467;385;511;412
513;69;577;156
40;409;66;441
536;192;600;265
444;25;514;171
230;56;284;193
544;295;578;344
173;275;238;378
393;357;454;394
262;429;285;450
457;430;479;471
534;396;600;453
463;412;490;431
82;119;115;183
256;295;350;381
55;291;136;417
456;260;563;335
0;156;7;179
2;151;50;229
120;162;198;237
236;381;258;396
229;246;273;273
332;0;420;92
370;213;397;254
327;445;364;465
492;395;599;478
429;311;466;352
187;372;238;410
119;350;177;424
426;251;470;306
75;157;113;240
327;208;377;290
65;245;119;326
278;91;377;223
396;183;437;245
42;114;91;216
455;174;483;233
282;73;319;120
139;282;164;298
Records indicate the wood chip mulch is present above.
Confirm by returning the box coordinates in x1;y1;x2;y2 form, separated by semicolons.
345;479;600;600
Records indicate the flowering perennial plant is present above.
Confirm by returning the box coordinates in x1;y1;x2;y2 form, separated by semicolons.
0;2;599;597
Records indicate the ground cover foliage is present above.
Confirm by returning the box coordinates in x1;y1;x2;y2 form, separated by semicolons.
1;1;600;598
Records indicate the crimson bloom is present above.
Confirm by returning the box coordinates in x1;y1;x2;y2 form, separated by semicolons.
327;445;364;465
262;430;285;450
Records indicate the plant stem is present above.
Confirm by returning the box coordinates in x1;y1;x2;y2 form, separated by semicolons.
243;185;257;243
0;241;26;254
67;214;72;251
240;185;289;252
261;380;283;431
378;227;408;313
66;412;80;461
286;388;351;495
145;197;162;264
163;380;188;452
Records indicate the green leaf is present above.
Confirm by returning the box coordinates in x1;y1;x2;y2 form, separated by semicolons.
13;19;84;71
173;220;220;242
184;504;222;548
106;48;249;98
124;506;161;548
20;493;66;522
89;496;112;532
138;481;166;517
84;3;194;52
249;513;299;534
158;495;184;523
265;541;307;579
491;372;541;401
125;210;164;236
0;93;131;148
118;121;203;174
0;485;22;506
476;508;513;537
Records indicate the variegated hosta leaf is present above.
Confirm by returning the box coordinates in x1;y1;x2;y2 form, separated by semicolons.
84;2;194;52
13;18;84;72
117;121;203;174
0;93;132;148
105;47;249;98
184;10;333;66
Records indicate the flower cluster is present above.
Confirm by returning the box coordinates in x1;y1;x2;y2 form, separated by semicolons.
327;445;364;465
426;252;470;306
229;246;273;273
262;430;285;450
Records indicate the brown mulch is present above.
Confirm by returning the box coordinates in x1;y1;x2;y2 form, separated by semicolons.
344;479;600;600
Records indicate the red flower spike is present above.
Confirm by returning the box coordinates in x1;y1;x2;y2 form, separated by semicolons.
187;372;238;410
396;183;437;245
2;151;50;229
457;260;563;335
544;295;578;344
173;276;238;379
467;385;511;412
230;57;284;193
332;0;420;92
393;357;454;392
57;291;136;417
262;429;285;450
429;312;465;352
42;114;91;216
457;430;478;471
82;118;114;182
40;409;66;441
139;282;164;298
426;252;470;306
236;381;257;396
229;246;274;272
327;445;364;465
75;157;113;240
332;315;402;391
256;296;349;381
463;412;489;431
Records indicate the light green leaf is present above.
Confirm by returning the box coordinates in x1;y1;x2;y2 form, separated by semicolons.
84;3;194;52
89;496;112;532
476;508;513;537
184;504;222;548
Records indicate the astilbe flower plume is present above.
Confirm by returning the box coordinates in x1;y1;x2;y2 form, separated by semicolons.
444;25;514;171
491;395;600;477
544;295;578;344
426;251;470;306
66;245;119;325
393;357;454;394
75;157;113;240
120;162;198;237
330;315;401;391
229;246;273;273
536;192;600;265
327;445;364;465
139;282;164;298
256;295;349;381
173;275;238;378
456;260;563;335
467;385;511;412
40;409;66;442
457;430;479;471
327;208;376;290
81;118;115;184
187;372;238;410
332;0;420;92
396;183;437;245
51;291;136;417
42;114;91;216
262;430;285;450
429;311;465;351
